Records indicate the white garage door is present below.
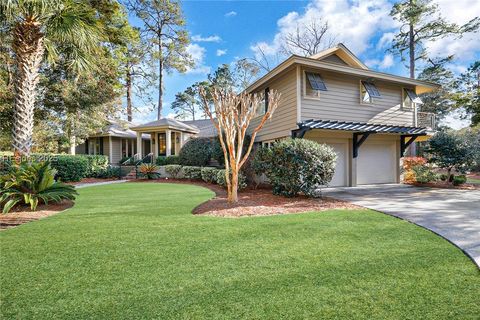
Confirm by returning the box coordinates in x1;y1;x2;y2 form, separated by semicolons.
327;143;348;187
357;142;396;185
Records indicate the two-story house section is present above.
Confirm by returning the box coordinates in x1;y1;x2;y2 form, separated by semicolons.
247;43;439;187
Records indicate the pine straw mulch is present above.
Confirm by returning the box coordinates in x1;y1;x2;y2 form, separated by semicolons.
407;181;479;190
0;200;73;230
128;178;360;217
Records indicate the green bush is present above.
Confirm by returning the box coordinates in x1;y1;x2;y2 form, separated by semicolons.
252;138;337;197
95;166;120;179
201;167;219;183
182;166;202;180
165;165;182;178
50;155;89;182
215;169;247;190
453;175;467;186
439;173;448;181
138;163;160;180
0;162;78;213
83;155;109;177
179;138;212;166
411;165;437;184
212;135;251;166
156;156;180;166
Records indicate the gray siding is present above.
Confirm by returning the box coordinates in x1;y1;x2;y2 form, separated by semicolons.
301;68;415;126
111;137;122;164
248;68;298;141
320;54;349;66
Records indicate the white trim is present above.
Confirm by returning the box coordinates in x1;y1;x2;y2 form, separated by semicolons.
296;66;302;123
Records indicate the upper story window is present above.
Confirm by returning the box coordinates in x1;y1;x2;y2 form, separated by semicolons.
360;81;381;104
256;87;269;117
402;88;423;110
305;72;327;98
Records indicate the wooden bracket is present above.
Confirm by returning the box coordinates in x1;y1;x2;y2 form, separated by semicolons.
291;126;311;138
400;135;423;156
353;132;372;158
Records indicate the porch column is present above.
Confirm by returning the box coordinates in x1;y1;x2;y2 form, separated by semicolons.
154;133;159;157
125;139;129;156
136;132;143;158
108;136;113;164
166;129;172;156
150;133;156;160
179;132;184;148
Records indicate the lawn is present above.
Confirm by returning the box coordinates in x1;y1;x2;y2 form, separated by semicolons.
0;183;478;319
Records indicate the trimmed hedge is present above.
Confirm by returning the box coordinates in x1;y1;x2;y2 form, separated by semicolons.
51;155;89;182
165;165;182;178
201;167;219;183
253;138;337;197
156;155;181;166
179;138;212;166
182;166;202;180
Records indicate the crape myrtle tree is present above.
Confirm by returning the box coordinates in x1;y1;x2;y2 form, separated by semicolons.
0;0;107;156
200;88;280;203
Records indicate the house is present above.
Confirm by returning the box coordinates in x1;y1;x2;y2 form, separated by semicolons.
75;120;151;164
245;43;438;187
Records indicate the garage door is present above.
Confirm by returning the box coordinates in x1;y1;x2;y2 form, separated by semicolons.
327;143;348;187
357;142;396;184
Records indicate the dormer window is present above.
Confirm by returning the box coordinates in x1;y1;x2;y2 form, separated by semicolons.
305;72;327;98
403;88;423;110
360;81;381;104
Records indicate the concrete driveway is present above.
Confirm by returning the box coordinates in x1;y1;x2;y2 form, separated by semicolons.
324;184;480;268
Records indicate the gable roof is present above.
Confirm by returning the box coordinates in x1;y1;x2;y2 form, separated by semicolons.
182;119;218;138
309;43;369;70
131;118;199;134
246;44;439;95
90;120;149;139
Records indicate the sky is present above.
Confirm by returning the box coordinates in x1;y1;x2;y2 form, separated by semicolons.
127;0;480;129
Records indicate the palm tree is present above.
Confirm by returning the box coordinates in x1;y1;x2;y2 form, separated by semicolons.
0;0;103;155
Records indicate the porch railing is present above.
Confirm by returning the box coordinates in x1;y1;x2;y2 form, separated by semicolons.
417;112;436;130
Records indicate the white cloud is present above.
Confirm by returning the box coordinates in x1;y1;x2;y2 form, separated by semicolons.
192;34;221;43
185;43;211;74
225;11;237;17
166;112;176;119
365;54;394;70
376;32;395;50
216;49;227;57
251;0;395;60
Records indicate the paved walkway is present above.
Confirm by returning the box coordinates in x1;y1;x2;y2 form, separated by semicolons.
75;180;127;189
324;184;480;268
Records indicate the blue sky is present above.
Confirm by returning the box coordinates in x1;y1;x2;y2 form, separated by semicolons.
128;0;480;128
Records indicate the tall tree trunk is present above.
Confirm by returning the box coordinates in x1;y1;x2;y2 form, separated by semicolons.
229;170;239;203
158;58;163;120
12;20;44;156
126;63;133;122
409;16;417;156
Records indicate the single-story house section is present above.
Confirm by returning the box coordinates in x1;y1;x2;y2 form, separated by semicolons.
75;120;151;164
130;118;199;161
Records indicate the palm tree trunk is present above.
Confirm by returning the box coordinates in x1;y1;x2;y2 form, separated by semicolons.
12;20;44;156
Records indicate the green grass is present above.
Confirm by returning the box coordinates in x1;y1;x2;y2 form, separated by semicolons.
467;177;480;184
1;183;478;319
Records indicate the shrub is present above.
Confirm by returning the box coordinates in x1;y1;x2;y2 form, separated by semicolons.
201;167;219;183
156;156;180;166
212;135;251;167
453;175;467;186
138;163;160;179
95;166;120;179
50;155;89;182
83;155;109;177
403;157;428;183
165;165;182;178
0;162;77;213
439;173;448;181
216;169;247;190
182;166;202;180
252;138;337;197
411;165;437;184
179;138;212;166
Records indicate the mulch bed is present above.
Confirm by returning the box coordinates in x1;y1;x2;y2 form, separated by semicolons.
0;201;73;230
128;178;360;217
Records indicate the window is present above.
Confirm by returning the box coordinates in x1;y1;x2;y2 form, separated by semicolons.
256;87;269;116
403;88;423;110
305;72;327;98
360;81;381;104
158;133;166;156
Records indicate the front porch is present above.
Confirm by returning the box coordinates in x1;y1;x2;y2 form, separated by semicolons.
131;118;199;160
